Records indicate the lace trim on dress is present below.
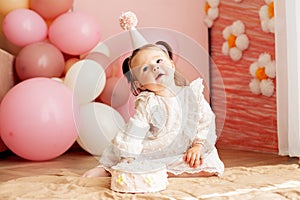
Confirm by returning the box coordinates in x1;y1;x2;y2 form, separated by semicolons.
167;167;223;176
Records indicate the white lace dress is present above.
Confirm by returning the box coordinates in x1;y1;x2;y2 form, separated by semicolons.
99;78;224;176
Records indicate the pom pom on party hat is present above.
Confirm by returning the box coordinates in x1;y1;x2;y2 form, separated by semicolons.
119;11;148;49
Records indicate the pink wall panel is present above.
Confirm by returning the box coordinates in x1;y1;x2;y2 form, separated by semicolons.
210;0;277;153
73;0;210;83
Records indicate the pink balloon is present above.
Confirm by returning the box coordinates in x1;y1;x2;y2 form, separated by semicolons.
98;76;130;108
2;8;47;47
49;11;101;55
15;42;65;80
0;78;79;161
30;0;74;20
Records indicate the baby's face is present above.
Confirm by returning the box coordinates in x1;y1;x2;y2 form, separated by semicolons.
130;47;175;93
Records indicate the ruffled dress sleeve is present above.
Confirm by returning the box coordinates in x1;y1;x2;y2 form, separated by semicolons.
113;92;154;158
190;78;215;141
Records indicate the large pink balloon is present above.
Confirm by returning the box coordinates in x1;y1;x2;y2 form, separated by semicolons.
30;0;74;20
2;8;47;47
0;78;79;161
15;42;65;80
49;11;101;55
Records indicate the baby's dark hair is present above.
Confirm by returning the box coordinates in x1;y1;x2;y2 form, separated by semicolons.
122;41;187;96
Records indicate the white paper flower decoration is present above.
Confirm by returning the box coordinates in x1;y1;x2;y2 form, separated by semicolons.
259;0;274;33
203;0;220;28
249;53;276;97
221;20;249;61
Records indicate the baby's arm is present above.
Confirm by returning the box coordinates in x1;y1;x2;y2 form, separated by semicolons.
184;93;214;168
114;94;151;159
191;78;215;142
114;117;149;160
183;79;214;168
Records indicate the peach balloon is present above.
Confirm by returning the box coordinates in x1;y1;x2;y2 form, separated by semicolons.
30;0;74;20
64;57;80;75
15;42;65;80
99;76;130;108
45;18;54;28
49;11;101;55
0;0;29;16
2;8;47;47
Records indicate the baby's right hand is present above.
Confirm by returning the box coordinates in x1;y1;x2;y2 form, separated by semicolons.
120;157;135;163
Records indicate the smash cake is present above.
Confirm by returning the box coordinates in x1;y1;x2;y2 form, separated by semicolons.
110;160;168;193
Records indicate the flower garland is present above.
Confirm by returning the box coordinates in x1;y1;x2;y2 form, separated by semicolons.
259;0;274;33
203;0;220;28
249;53;276;97
221;20;249;61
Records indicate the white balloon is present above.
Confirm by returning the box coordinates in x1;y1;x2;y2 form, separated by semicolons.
77;102;125;156
64;59;106;105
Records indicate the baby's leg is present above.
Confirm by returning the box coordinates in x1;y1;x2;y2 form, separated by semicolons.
83;166;111;178
167;171;217;178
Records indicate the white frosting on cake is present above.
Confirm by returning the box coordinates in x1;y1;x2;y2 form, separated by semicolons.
110;160;168;193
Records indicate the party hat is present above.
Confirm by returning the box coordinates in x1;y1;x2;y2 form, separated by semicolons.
119;11;148;49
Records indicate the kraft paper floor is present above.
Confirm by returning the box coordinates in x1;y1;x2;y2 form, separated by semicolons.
1;148;299;200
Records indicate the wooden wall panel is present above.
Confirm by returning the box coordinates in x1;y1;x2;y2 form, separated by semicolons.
210;0;277;153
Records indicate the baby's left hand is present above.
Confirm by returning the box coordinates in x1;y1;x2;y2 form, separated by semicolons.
183;146;203;168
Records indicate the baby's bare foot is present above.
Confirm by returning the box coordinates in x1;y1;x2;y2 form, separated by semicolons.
83;167;110;178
